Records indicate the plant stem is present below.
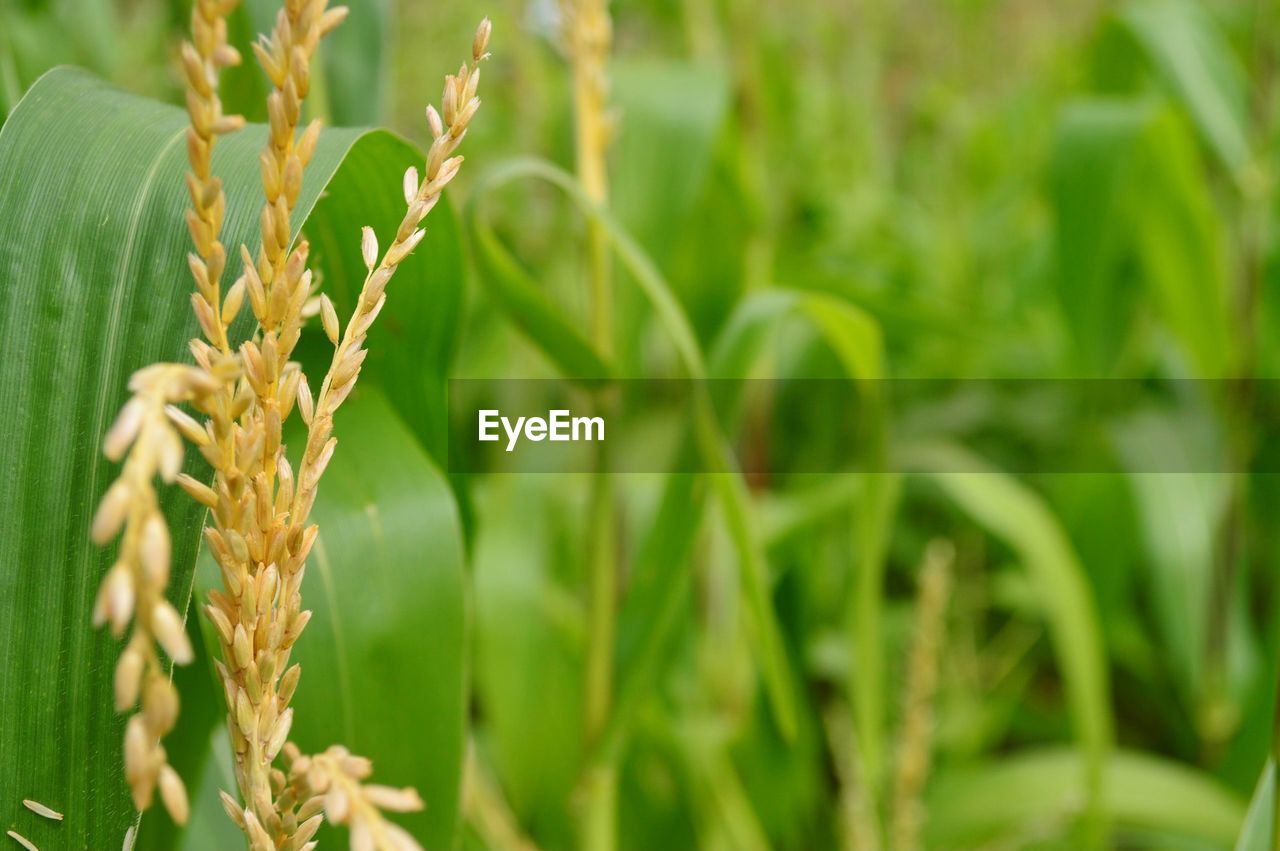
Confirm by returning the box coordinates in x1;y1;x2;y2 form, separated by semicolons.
585;473;616;737
566;2;616;849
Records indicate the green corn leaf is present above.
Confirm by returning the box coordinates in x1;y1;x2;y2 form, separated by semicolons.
711;288;895;800
282;390;466;849
1048;99;1150;373
0;67;464;847
1119;0;1251;174
471;477;586;848
609;59;732;358
610;60;730;263
1050;97;1233;376
468;206;614;384
1234;761;1276;851
926;748;1246;848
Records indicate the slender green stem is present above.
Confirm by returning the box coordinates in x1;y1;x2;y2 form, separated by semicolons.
584;462;616;736
566;2;617;848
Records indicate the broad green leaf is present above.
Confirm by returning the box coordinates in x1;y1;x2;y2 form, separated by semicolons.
909;444;1112;838
609;60;731;359
472;478;585;849
1049;98;1233;376
1049;100;1149;373
610;60;730;262
1111;410;1260;732
0;68;463;846
926;748;1246;848
1129;106;1234;376
1234;761;1275;851
1119;0;1251;173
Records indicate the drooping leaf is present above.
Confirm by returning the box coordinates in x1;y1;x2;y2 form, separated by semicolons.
610;60;730;262
709;288;894;799
1119;0;1251;173
609;59;732;358
1049;97;1233;376
467;204;614;384
709;290;883;383
470;157;803;742
611;288;885;769
1234;761;1276;851
0;67;464;846
909;444;1112;839
926;748;1246;848
1112;409;1258;726
1049;99;1150;373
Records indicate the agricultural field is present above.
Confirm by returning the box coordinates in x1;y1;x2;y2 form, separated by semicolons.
0;0;1278;849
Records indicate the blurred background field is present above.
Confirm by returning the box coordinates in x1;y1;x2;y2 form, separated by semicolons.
3;0;1280;848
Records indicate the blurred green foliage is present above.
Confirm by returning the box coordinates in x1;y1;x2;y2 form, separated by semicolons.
2;0;1279;848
